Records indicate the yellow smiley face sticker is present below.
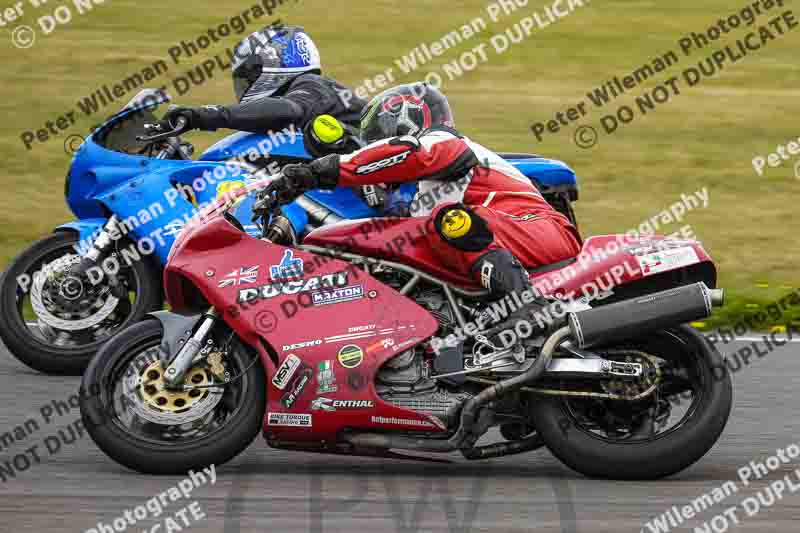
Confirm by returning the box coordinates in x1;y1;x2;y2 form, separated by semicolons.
441;209;472;238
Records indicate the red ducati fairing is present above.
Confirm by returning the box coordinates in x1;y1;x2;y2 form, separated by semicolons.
164;209;443;442
164;184;716;444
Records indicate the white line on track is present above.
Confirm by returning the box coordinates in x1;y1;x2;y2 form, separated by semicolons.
733;336;800;343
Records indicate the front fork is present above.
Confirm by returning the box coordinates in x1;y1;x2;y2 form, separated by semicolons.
73;215;126;297
162;308;220;388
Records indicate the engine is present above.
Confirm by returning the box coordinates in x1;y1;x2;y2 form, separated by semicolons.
367;277;472;427
376;348;471;428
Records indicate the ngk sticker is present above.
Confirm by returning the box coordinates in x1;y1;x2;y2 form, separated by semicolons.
272;354;301;390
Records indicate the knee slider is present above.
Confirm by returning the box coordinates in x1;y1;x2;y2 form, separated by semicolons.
434;204;493;252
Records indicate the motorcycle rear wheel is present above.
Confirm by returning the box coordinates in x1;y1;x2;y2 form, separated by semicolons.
0;232;161;375
530;325;732;480
80;319;266;475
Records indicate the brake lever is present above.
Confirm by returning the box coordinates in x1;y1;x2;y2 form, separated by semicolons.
136;116;188;143
251;191;278;222
251;174;289;232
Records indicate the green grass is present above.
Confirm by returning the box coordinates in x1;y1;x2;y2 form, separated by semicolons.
1;0;797;327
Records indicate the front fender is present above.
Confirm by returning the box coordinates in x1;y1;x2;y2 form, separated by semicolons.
55;218;108;253
146;310;202;364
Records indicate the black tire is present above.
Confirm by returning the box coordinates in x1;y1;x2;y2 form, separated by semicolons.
0;231;161;375
80;320;266;474
530;326;732;480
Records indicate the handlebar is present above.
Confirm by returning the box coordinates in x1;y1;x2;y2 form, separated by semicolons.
137;116;188;143
251;174;284;219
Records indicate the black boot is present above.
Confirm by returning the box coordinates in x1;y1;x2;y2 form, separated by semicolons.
471;250;552;345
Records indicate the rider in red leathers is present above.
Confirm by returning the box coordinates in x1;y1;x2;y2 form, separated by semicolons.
266;82;582;301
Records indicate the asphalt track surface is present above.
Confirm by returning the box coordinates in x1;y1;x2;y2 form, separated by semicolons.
0;337;798;533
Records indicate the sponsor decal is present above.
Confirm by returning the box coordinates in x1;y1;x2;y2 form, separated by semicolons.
361;184;386;207
217;181;245;198
355;150;411;175
347;372;366;391
367;337;395;354
281;367;312;409
371;416;435;428
311;397;375;412
480;261;494;290
283;339;322;351
637;246;700;276
510;213;538;221
392;338;419;352
337;344;364;369
316;360;338;394
623;240;698;256
348;324;377;333
238;270;349;305
218;266;260;288
267;412;312;427
270;249;304;281
622;239;696;255
272;354;301;390
312;284;365;306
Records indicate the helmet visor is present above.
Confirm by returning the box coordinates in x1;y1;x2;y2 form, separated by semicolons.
360;93;432;145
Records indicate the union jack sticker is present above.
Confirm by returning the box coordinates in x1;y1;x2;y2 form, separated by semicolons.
218;266;260;288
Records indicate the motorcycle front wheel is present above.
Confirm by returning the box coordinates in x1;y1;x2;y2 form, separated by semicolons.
0;231;161;374
79;319;266;475
530;325;732;480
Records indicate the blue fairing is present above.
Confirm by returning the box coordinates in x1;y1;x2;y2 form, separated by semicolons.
506;157;578;190
200;130;309;162
61;99;265;264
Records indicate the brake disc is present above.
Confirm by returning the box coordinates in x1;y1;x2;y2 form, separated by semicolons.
121;351;224;425
29;255;119;332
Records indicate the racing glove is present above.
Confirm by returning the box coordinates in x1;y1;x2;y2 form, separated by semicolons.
160;105;227;133
266;156;341;204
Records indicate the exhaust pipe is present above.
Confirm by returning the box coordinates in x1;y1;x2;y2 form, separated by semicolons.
709;288;725;307
568;282;722;349
344;327;571;454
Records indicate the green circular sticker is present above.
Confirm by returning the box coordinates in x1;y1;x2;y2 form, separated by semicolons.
337;344;364;369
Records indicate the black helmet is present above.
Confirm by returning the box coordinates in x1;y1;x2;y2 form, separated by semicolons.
360;82;455;144
231;24;321;102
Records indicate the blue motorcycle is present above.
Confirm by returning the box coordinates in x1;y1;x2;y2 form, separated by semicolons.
0;89;579;375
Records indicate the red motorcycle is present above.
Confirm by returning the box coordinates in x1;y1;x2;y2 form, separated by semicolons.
80;176;732;479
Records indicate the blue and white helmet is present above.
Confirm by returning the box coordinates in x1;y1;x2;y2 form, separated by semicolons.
232;24;321;102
